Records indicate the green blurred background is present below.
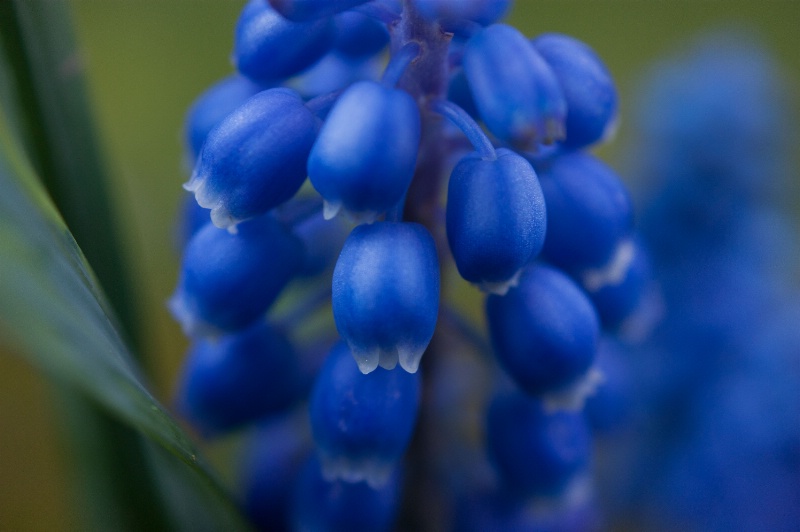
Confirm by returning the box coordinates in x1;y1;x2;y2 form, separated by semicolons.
1;1;798;529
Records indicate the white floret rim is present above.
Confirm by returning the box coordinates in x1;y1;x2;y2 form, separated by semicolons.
350;342;426;375
478;268;523;296
318;452;395;488
184;173;240;231
582;239;635;292
541;366;605;413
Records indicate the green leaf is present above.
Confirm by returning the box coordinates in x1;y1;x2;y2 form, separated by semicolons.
0;3;254;529
0;106;251;531
0;0;140;350
1;2;178;527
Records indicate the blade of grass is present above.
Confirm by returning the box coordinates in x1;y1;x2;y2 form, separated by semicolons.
0;2;250;530
0;2;170;528
0;0;139;348
0;106;251;531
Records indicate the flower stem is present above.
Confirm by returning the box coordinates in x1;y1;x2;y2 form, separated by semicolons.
381;41;421;88
430;99;496;160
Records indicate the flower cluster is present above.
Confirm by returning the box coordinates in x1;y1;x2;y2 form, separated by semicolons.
169;1;651;529
594;33;800;531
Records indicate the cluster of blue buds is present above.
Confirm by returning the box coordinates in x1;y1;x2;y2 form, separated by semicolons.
592;33;800;531
170;1;653;529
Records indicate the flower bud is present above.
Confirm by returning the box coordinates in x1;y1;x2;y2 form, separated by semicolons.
186;88;317;229
446;148;546;294
332;222;439;373
309;343;420;486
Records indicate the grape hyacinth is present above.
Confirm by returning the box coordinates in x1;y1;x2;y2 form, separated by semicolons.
592;33;800;532
170;1;651;529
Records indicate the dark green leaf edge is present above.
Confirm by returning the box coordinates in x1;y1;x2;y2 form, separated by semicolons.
0;109;251;531
0;0;141;352
2;3;183;527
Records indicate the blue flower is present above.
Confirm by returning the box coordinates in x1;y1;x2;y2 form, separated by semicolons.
185;88;318;229
446;147;546;294
309;342;420;486
332;222;439;374
169;214;304;336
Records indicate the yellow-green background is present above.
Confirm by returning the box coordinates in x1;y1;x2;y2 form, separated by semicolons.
1;1;798;529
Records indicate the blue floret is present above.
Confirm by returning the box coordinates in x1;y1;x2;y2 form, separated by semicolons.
446;147;546;294
183;74;263;164
234;0;335;83
486;389;592;497
533;33;618;151
463;24;566;150
309;342;421;486
332;222;440;374
175;320;304;436
290;455;402;532
308;81;421;222
169;214;304;336
186;88;318;229
486;264;599;402
537;152;634;273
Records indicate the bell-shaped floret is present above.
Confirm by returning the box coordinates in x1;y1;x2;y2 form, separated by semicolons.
446;148;546;294
290;456;402;532
533;33;618;150
580;238;654;331
169;215;304;336
332;11;389;58
234;0;334;83
486;389;592;497
186;88;318;229
175;320;304;436
308;81;421;222
183;74;263;163
538;152;634;272
309;342;420;486
332;222;439;374
241;415;311;531
269;0;372;21
463;24;566;149
486;264;599;402
413;0;511;26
